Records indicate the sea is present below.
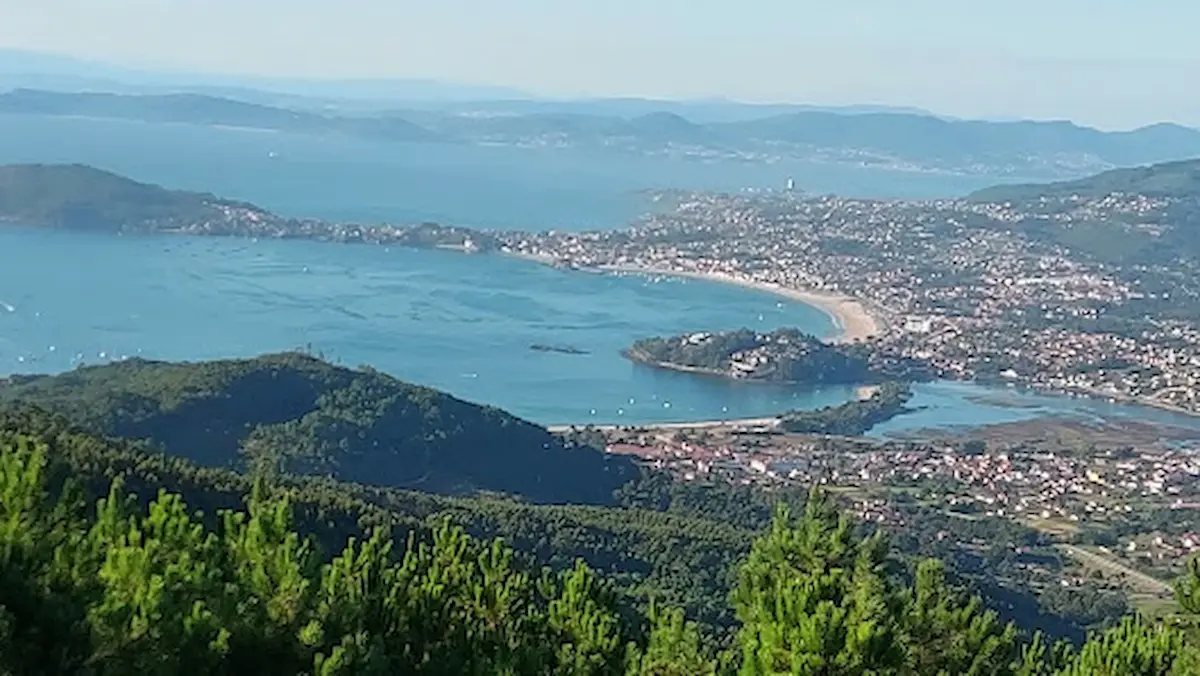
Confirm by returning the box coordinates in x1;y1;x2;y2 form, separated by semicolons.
1;114;1199;437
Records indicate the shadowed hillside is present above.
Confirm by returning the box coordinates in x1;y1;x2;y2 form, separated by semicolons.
0;352;637;504
0;162;265;231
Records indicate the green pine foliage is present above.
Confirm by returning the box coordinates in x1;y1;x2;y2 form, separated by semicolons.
6;434;1200;674
0;437;641;674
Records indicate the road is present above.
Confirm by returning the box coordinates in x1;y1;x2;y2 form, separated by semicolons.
1058;544;1173;596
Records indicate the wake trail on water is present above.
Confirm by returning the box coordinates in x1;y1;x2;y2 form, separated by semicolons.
0;300;14;313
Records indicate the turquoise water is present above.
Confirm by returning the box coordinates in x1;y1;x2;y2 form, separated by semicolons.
0;229;861;425
0;116;1197;434
3;229;1199;433
871;381;1200;439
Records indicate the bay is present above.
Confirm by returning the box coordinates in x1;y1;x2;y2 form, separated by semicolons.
0;114;1003;229
0;115;1197;436
4;229;1199;435
0;229;857;425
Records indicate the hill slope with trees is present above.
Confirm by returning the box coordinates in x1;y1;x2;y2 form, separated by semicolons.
969;158;1200;203
0;163;267;231
0;352;637;504
968;158;1200;267
4;421;1200;674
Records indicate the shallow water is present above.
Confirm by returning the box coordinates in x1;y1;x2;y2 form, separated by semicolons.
0;229;859;425
3;229;1199;435
1;116;1197;435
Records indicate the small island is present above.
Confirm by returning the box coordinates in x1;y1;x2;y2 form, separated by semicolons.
624;327;930;384
626;327;868;383
624;328;930;434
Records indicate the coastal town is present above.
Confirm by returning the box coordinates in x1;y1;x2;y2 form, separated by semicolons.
496;188;1200;416
159;163;1200;620
578;414;1200;584
123;171;1200;424
42;165;1200;423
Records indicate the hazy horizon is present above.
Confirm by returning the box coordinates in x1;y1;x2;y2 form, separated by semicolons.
2;1;1199;131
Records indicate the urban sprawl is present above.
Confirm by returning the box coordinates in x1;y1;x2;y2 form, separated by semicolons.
500;190;1200;415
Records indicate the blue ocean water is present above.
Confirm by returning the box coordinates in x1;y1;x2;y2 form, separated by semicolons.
0;115;1197;434
3;228;1199;433
0;228;859;425
0;115;1003;229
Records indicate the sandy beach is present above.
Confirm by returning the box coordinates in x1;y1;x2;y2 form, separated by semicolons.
596;264;884;344
499;250;884;343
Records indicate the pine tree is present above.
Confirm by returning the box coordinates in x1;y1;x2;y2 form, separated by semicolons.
220;481;318;671
86;490;232;675
1056;617;1182;676
732;490;906;675
903;558;1020;675
546;559;628;675
625;602;718;676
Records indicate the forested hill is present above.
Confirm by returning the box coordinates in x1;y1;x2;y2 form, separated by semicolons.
966;158;1200;267
0;352;636;504
968;158;1200;203
4;412;1200;673
0;163;268;231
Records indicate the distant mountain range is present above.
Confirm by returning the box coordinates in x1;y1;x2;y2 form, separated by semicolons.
4;88;1200;179
5;50;1200;179
0;48;934;119
0;48;532;103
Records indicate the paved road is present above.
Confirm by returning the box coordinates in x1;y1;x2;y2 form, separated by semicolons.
1058;544;1173;595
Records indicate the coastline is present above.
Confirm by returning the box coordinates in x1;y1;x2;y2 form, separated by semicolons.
503;251;884;344
547;417;780;433
595;264;883;344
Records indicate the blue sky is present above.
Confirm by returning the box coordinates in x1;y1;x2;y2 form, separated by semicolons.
2;0;1197;129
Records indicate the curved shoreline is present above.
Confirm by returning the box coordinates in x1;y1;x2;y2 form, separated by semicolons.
501;251;884;344
600;265;883;345
598;264;883;344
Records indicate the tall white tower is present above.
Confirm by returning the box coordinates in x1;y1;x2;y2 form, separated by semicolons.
786;178;795;191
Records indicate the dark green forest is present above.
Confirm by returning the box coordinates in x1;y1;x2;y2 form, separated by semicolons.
0;353;637;504
779;382;914;435
5;421;1200;674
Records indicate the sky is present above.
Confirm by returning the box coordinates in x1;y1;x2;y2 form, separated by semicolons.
1;0;1197;130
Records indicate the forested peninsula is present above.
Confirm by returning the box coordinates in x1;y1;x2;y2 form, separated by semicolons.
0;163;490;248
